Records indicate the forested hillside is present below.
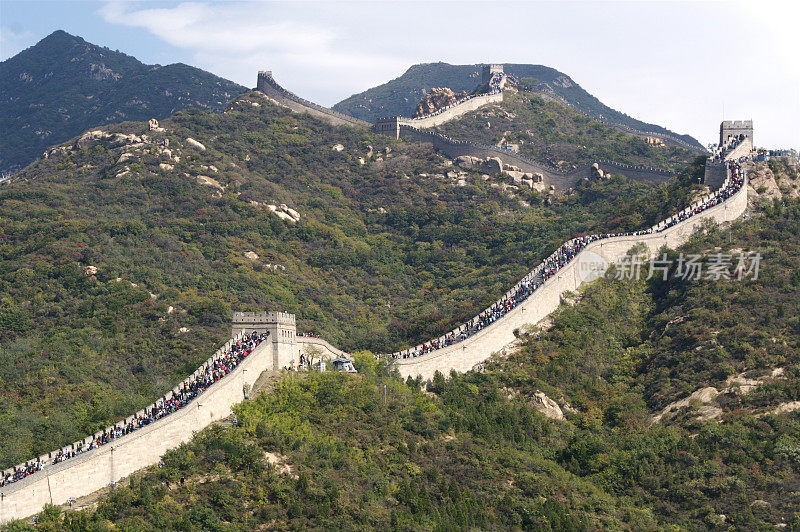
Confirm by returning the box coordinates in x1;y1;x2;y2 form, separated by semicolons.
0;30;246;175
0;89;705;471
333;62;703;150
436;88;697;172
7;164;799;530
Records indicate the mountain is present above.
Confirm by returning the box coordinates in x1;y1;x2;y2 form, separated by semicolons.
0;30;246;175
332;62;704;150
0;89;705;470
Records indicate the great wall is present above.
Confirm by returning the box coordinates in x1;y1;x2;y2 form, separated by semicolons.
0;67;753;523
256;65;683;192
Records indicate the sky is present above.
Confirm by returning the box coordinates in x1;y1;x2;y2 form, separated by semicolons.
1;0;798;149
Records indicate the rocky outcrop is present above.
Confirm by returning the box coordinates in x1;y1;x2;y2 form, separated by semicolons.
653;367;788;424
148;118;165;132
590;162;607;179
186;137;206;151
267;204;301;223
414;87;468;118
528;391;564;420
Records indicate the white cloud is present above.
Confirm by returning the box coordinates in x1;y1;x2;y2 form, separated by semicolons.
95;1;799;148
97;1;408;102
0;26;36;61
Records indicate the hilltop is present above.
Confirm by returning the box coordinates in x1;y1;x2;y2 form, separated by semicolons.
0;87;705;471
0;30;246;175
333;62;704;150
436;87;698;172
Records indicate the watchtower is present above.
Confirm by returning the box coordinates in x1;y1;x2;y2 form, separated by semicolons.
256;71;273;92
232;311;297;369
374;117;401;139
481;64;504;85
720;120;753;147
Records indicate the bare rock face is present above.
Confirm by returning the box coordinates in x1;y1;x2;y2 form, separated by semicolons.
528;391;564;420
186;137;206;151
455;155;483;168
414;87;468;117
148;118;164;132
481;157;503;176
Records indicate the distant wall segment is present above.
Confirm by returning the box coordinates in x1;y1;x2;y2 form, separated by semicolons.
397;126;675;191
256;71;370;128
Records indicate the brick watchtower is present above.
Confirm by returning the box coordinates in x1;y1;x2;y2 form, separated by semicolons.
481;64;504;85
232;311;297;369
720;120;753;147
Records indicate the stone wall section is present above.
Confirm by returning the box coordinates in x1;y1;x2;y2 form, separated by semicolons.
398;126;675;191
256;71;370;128
0;337;275;523
391;174;747;381
297;337;348;360
403;92;503;129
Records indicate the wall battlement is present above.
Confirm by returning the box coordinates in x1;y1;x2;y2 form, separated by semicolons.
389;167;747;380
256;71;370;128
398;125;675;191
720;119;753;147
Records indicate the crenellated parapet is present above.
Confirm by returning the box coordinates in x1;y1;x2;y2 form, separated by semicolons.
397;125;675;191
256;71;370;128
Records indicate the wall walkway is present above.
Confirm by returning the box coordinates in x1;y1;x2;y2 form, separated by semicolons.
256;72;370;128
0;335;276;523
297;336;348;360
399;126;675;191
389;169;747;381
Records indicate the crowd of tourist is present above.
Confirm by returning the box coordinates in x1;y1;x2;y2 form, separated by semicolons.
487;71;504;92
712;133;750;161
1;331;268;488
384;160;745;361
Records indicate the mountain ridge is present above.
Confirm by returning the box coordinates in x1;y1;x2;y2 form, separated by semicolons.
333;62;704;150
0;30;246;175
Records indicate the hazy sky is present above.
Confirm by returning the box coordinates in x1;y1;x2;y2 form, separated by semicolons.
1;0;798;148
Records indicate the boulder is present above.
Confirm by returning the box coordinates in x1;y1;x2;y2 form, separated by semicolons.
244;251;259;261
331;144;344;152
273;211;295;223
148;118;164;132
590;162;605;179
505;170;525;183
481;157;503;175
280;205;301;221
454;155;482;168
186;137;206;151
528;391;564;420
